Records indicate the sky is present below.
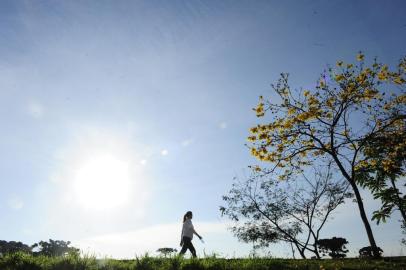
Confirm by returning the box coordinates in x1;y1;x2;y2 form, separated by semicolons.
0;0;405;258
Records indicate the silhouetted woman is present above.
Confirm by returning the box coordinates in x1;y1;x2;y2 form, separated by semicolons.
179;211;202;257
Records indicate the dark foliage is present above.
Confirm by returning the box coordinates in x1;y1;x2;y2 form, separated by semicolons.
316;237;349;258
359;246;384;258
0;240;32;255
157;248;178;257
32;239;79;257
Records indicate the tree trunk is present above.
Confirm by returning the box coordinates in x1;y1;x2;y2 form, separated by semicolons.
330;153;380;258
350;180;380;258
298;249;306;259
294;242;306;259
313;243;321;259
390;177;406;222
290;242;296;259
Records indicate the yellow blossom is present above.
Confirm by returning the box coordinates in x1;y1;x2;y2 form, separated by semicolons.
308;96;320;106
303;90;310;97
393;76;405;85
326;97;335;108
283;120;293;129
394;94;406;104
255;103;265;117
287;107;296;115
250;127;258;134
335;74;345;82
363;68;372;75
278;175;286;181
378;71;388;81
364;89;378;100
297;112;309;121
356;74;367;84
259;133;268;140
383;103;391;110
319;80;326;88
382;159;394;172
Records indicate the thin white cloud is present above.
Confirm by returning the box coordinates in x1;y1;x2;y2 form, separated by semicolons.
74;221;242;259
181;138;194;147
218;122;227;129
27;101;44;118
140;159;147;166
22;228;33;236
161;149;169;156
7;195;24;210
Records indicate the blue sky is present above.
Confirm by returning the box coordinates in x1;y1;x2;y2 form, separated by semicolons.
0;0;405;258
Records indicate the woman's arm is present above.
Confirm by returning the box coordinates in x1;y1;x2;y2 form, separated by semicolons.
190;220;202;239
193;228;202;239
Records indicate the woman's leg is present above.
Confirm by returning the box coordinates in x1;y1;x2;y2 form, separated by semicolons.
179;244;188;255
179;239;188;255
187;241;197;258
179;237;190;255
179;237;196;257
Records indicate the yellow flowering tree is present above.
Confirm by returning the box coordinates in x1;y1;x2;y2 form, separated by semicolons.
248;53;406;258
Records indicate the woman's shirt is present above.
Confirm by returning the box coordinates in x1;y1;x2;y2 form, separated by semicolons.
181;219;194;239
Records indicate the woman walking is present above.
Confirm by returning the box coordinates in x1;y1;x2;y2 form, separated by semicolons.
179;211;202;257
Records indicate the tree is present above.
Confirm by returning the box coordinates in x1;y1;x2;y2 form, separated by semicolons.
0;240;32;255
156;247;177;257
221;164;351;259
247;53;405;257
32;239;79;257
356;127;405;242
316;237;349;258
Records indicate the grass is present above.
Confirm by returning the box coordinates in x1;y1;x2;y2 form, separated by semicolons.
0;252;405;270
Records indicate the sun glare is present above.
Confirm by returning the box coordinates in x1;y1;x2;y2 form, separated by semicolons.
73;154;132;210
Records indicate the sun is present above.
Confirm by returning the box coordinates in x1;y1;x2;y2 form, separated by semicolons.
73;154;132;210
